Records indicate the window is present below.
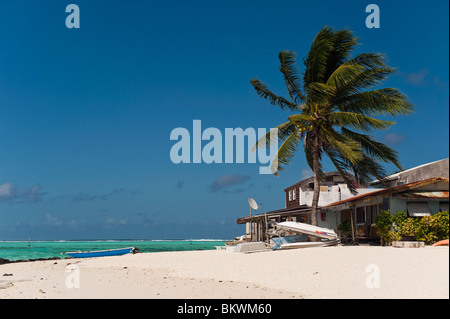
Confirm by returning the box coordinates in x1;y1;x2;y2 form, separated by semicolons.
288;190;292;201
378;203;383;214
356;207;366;224
382;198;389;211
368;204;378;224
292;189;296;200
407;202;431;217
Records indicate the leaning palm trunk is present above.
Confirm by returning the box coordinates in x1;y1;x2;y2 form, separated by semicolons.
251;26;413;227
311;147;320;226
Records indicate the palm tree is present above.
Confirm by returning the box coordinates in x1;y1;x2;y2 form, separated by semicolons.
250;26;413;226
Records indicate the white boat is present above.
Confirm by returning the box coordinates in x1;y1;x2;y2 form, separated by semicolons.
270;235;306;250
225;242;269;253
271;238;339;250
65;247;135;258
269;221;339;250
275;221;337;240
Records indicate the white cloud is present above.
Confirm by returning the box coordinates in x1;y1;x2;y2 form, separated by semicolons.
43;213;63;227
104;217;129;227
405;69;429;86
0;182;46;203
0;183;16;201
20;184;46;203
383;132;406;146
208;174;251;192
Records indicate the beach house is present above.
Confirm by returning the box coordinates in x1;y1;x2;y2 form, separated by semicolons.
322;177;449;240
322;158;449;240
237;171;381;242
237;158;449;243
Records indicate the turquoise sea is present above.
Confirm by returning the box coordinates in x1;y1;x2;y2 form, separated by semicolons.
0;240;227;261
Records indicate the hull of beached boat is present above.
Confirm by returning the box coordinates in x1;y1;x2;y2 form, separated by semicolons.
432;239;449;246
276;238;339;250
275;221;337;240
226;242;268;253
66;247;135;258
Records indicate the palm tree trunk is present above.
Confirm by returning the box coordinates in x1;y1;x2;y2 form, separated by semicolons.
310;146;320;227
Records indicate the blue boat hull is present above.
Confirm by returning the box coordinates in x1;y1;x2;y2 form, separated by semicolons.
66;247;135;258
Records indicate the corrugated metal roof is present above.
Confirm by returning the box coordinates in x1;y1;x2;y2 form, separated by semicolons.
236;205;311;224
396;191;449;199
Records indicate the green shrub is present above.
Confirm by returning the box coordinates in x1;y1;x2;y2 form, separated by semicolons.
391;211;421;237
374;210;397;245
337;219;352;237
375;210;449;245
391;211;408;232
415;211;449;244
398;218;420;237
434;211;449;240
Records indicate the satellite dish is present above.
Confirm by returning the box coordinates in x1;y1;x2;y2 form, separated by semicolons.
248;197;261;216
248;197;259;210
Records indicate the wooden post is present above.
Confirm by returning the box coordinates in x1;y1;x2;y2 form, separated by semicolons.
351;205;356;245
265;213;269;245
258;219;261;242
256;221;260;241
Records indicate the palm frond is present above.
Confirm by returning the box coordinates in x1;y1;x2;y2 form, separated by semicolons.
336;88;414;116
252;121;295;152
333;67;395;99
305;82;335;104
250;78;298;111
278;50;306;104
322;28;359;80
330;111;395;131
270;130;301;175
323;147;358;194
326;63;364;90
350;155;388;185
319;126;363;164
341;128;403;170
347;52;387;69
288;114;313;125
327;147;391;188
303;26;336;86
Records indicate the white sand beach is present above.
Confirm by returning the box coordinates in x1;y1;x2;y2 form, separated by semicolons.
0;246;448;299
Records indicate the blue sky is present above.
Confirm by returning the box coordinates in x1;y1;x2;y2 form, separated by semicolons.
0;0;448;240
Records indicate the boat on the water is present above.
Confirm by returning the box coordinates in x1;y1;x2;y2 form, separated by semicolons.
65;247;136;258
